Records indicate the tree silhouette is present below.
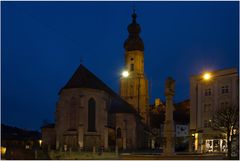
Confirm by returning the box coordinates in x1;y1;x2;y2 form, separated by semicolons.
212;104;239;159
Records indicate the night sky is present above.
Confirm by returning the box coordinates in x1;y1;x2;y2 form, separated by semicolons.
2;1;239;130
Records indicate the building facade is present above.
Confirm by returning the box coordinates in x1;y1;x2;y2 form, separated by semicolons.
52;65;147;151
120;11;149;124
189;68;239;153
41;12;150;151
41;124;56;149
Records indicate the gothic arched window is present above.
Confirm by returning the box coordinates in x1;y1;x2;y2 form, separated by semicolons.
88;98;96;132
117;128;121;138
69;97;76;129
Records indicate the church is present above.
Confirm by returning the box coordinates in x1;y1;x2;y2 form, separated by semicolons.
41;11;151;151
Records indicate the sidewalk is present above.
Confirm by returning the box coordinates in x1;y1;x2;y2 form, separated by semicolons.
119;153;226;160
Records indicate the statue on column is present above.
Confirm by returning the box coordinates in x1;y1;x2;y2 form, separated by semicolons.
163;77;175;156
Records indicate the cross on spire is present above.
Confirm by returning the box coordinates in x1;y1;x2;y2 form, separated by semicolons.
133;5;136;14
132;5;137;22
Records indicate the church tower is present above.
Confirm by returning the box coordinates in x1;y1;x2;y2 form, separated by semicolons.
120;10;149;124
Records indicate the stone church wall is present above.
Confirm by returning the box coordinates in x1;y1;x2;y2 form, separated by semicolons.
115;113;137;150
55;88;110;150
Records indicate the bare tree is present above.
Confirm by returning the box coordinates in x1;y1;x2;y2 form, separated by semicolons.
212;104;239;159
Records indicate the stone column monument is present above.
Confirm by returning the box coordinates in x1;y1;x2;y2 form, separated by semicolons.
163;77;175;156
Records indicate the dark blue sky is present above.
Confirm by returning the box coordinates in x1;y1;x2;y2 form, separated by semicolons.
2;2;239;130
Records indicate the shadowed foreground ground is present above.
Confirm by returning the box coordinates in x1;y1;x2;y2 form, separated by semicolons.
119;153;226;160
49;150;227;160
3;148;229;160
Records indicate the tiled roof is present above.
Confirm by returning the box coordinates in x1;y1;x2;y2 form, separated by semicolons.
61;64;116;94
60;64;138;114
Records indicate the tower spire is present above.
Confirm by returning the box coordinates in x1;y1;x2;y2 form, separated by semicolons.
120;10;149;124
132;7;136;23
124;9;144;51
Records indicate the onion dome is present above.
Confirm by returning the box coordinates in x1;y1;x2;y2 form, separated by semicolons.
124;10;144;51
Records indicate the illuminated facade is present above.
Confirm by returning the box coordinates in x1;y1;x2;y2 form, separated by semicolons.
189;68;239;153
120;10;149;124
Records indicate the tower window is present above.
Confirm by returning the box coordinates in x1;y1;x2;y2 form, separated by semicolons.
130;64;134;71
88;98;96;132
131;58;134;61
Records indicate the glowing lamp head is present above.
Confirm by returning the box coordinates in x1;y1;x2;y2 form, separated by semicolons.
122;71;129;78
203;72;212;81
39;140;42;146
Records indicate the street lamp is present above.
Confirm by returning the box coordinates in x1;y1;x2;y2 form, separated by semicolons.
121;70;141;115
122;70;129;78
39;140;42;147
202;72;212;81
